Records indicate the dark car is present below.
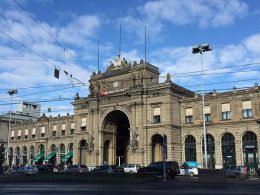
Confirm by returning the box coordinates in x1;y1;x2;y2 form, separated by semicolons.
10;166;37;176
91;165;123;173
37;164;54;172
224;166;249;178
138;161;180;178
63;164;88;173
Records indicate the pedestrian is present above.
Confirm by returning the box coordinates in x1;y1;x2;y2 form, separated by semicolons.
184;163;189;177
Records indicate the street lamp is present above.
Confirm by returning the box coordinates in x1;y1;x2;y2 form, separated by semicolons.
6;89;18;167
192;44;212;169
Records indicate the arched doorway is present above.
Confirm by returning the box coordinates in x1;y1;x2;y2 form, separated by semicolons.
8;147;13;166
29;146;35;165
242;131;258;172
15;147;21;166
102;110;130;165
22;146;28;165
103;140;110;164
59;144;65;165
78;140;87;165
221;133;235;167
185;135;196;162
151;134;163;162
202;134;215;169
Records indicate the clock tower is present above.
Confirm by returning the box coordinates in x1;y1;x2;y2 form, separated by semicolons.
88;56;160;97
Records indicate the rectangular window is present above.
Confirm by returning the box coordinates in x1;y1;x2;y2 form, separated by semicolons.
243;109;253;118
222;103;231;120
61;130;66;136
185;108;193;124
52;131;56;137
41;126;45;138
153;107;161;124
242;101;253;118
25;135;28;139
205;114;212;122
32;127;36;138
204;106;211;122
222;112;231;120
185;116;193;124
70;123;75;134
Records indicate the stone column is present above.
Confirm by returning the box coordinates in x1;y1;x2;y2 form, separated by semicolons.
235;138;243;166
214;141;222;169
196;141;202;168
72;138;78;165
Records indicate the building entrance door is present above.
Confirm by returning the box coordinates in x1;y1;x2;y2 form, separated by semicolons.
102;110;130;165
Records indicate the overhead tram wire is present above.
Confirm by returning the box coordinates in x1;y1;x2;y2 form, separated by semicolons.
14;0;72;58
0;29;85;86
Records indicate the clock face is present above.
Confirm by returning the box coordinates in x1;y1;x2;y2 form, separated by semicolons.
113;81;119;88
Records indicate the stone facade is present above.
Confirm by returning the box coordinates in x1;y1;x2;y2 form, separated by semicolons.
9;57;260;171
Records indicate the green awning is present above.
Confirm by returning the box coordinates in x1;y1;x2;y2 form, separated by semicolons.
62;151;73;162
44;151;56;162
32;153;44;163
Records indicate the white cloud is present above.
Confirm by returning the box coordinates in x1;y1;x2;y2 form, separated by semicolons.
58;15;101;46
243;33;260;54
118;0;248;40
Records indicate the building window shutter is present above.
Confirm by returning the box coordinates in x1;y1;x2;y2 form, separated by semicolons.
32;128;36;135
222;103;230;112
185;108;193;116
25;129;28;136
153;107;160;116
242;101;252;109
81;117;86;127
62;124;66;130
18;130;22;136
204;106;211;114
11;131;15;137
41;126;45;134
53;125;57;131
71;123;75;129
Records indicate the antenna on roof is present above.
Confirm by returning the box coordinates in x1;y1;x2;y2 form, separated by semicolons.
98;41;100;73
144;24;147;64
119;24;121;57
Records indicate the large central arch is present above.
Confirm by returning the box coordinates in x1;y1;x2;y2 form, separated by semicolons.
102;110;130;165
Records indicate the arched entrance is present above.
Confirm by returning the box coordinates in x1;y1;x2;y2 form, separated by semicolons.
202;134;215;169
242;131;258;172
78;139;87;165
8;147;13;166
185;135;196;162
15;147;20;166
221;133;236;167
102;110;130;165
151;134;163;162
22;146;28;165
29;146;35;165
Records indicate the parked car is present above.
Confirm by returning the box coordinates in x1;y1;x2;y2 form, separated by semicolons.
123;164;141;173
11;166;38;176
91;165;123;173
63;164;88;173
37;164;54;172
138;161;180;178
224;166;249;178
179;164;198;177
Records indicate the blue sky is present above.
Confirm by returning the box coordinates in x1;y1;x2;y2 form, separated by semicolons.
0;0;260;116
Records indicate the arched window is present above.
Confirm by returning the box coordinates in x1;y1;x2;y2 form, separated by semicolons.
185;135;196;162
